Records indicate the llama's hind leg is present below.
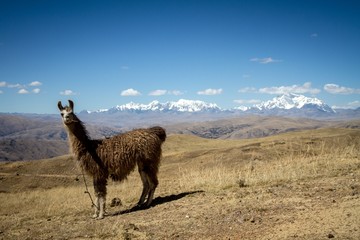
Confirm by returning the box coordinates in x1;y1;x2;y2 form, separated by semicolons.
138;170;150;206
144;171;159;207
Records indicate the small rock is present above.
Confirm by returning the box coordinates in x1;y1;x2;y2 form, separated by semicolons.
327;233;335;238
110;197;122;207
127;223;139;231
237;179;247;188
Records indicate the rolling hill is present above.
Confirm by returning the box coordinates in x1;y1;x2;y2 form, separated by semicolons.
0;114;122;161
1;112;360;161
0;128;359;239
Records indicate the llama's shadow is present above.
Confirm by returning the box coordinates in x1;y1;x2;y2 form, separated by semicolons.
110;190;204;216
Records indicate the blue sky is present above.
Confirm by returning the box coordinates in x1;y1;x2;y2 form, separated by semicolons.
0;0;359;113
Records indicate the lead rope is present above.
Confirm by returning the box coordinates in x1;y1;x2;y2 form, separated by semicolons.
81;167;99;211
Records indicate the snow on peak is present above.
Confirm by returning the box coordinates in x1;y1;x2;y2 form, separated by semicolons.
255;93;334;112
103;99;221;113
85;94;335;114
166;99;220;112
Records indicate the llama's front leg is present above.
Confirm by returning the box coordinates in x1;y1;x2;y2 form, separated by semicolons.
92;195;100;219
92;194;106;219
97;195;106;219
93;178;107;219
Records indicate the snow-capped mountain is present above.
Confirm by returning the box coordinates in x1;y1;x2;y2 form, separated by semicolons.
252;93;335;113
87;99;222;113
84;94;337;117
164;99;221;112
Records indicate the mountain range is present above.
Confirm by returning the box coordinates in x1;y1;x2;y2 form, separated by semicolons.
85;99;222;113
1;93;359;161
81;93;358;119
251;93;335;113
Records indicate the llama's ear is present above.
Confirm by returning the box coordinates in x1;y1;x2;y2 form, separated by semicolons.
68;100;74;110
58;101;64;111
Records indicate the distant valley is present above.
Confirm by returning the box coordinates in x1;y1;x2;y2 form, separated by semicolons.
1;93;359;161
1;110;359;161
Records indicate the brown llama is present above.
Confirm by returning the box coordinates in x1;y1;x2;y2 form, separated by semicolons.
58;100;166;219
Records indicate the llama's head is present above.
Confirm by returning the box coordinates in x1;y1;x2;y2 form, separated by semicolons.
58;100;78;125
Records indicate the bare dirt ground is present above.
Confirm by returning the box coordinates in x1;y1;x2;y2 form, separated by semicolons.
0;129;359;239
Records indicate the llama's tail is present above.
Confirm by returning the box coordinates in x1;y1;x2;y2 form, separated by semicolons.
149;126;166;143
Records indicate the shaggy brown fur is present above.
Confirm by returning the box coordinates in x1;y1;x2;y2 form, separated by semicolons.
58;100;166;219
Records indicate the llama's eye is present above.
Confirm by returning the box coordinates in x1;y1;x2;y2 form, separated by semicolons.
61;113;64;117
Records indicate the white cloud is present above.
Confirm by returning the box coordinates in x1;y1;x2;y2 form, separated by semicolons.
348;100;360;106
18;89;29;94
149;89;184;96
0;90;3;94
0;81;42;94
169;90;184;96
324;84;360;95
197;88;223;95
238;87;257;93
347;100;360;108
259;82;320;95
8;83;23;88
60;89;76;95
121;88;141;96
234;99;261;104
238;82;320;95
250;57;282;64
32;88;41;94
332;100;360;109
149;89;167;96
29;81;42;87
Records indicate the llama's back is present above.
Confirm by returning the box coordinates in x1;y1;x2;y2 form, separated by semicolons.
97;127;165;181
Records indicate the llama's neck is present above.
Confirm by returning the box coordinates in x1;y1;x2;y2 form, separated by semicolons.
65;120;91;159
65;120;107;175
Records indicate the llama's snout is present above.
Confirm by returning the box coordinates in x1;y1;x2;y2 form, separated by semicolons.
63;115;70;122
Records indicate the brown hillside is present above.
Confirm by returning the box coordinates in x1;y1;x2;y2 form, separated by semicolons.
166;116;335;139
0;128;359;239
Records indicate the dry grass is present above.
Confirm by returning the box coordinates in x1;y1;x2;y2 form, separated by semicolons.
0;128;359;239
177;129;360;191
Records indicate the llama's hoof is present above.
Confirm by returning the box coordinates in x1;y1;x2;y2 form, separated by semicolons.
136;203;149;210
92;214;104;220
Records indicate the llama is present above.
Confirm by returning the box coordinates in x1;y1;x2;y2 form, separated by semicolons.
58;100;166;219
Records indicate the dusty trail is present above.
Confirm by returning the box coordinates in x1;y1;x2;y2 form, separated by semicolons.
0;172;78;178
